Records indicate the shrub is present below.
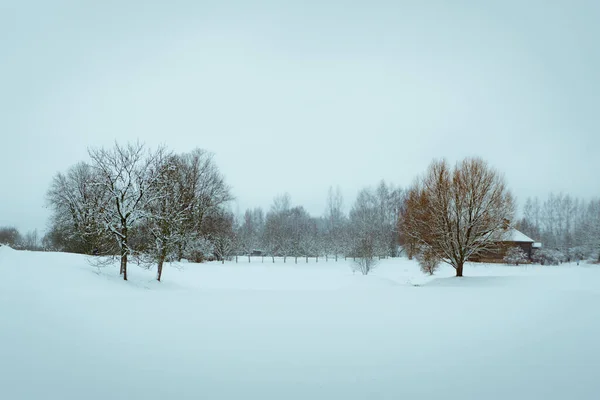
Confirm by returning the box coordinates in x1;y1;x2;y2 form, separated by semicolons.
503;246;528;266
416;247;441;275
532;248;566;266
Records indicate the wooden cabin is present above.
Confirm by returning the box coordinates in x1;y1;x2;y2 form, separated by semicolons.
470;227;537;263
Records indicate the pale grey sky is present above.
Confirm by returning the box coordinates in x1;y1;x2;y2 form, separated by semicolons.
1;0;599;233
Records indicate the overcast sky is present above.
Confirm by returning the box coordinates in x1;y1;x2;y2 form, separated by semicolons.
1;0;599;233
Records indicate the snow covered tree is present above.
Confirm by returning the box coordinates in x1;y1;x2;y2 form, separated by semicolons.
237;208;265;262
289;206;312;263
517;197;542;242
399;157;515;277
0;227;22;249
323;186;347;261
46;162;112;255
172;149;233;260
519;194;597;262
298;215;319;262
143;151;192;281
264;194;292;262
532;248;566;266
348;188;380;274
204;208;236;263
374;181;405;257
503;246;528;266
88;142;164;281
183;235;215;263
22;230;40;251
584;199;600;263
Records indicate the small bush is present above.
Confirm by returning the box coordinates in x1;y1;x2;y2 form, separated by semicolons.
532;248;566;266
503;246;528;266
416;247;441;275
352;257;378;275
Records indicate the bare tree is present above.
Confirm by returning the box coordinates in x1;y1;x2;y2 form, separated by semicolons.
324;186;347;261
237;208;263;262
264;194;292;262
584;199;600;262
288;206;311;264
348;188;380;274
399;158;515;277
88;142;163;281
22;230;40;251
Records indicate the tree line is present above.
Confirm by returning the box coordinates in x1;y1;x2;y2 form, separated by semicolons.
2;143;598;281
34;142;407;281
237;181;404;269
517;194;600;263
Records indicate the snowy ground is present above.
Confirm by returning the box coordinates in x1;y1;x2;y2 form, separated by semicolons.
1;246;599;400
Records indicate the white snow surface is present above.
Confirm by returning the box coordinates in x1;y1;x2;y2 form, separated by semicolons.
1;246;599;399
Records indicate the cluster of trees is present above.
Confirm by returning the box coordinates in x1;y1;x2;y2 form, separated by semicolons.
236;182;405;273
6;147;596;281
517;194;600;263
43;142;407;279
45;143;232;281
0;227;42;251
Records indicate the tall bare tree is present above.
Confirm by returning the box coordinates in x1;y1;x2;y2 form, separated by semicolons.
348;188;380;274
88;142;163;281
400;158;515;277
324;186;347;261
264;193;292;262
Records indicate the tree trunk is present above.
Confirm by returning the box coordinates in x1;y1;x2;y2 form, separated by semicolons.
456;262;464;277
272;256;275;263
121;253;128;281
295;256;298;264
119;237;128;280
305;256;308;263
222;258;225;264
157;246;167;281
248;255;251;263
316;255;318;263
157;258;164;282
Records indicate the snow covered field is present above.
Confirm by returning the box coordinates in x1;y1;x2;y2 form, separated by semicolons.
1;246;599;400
